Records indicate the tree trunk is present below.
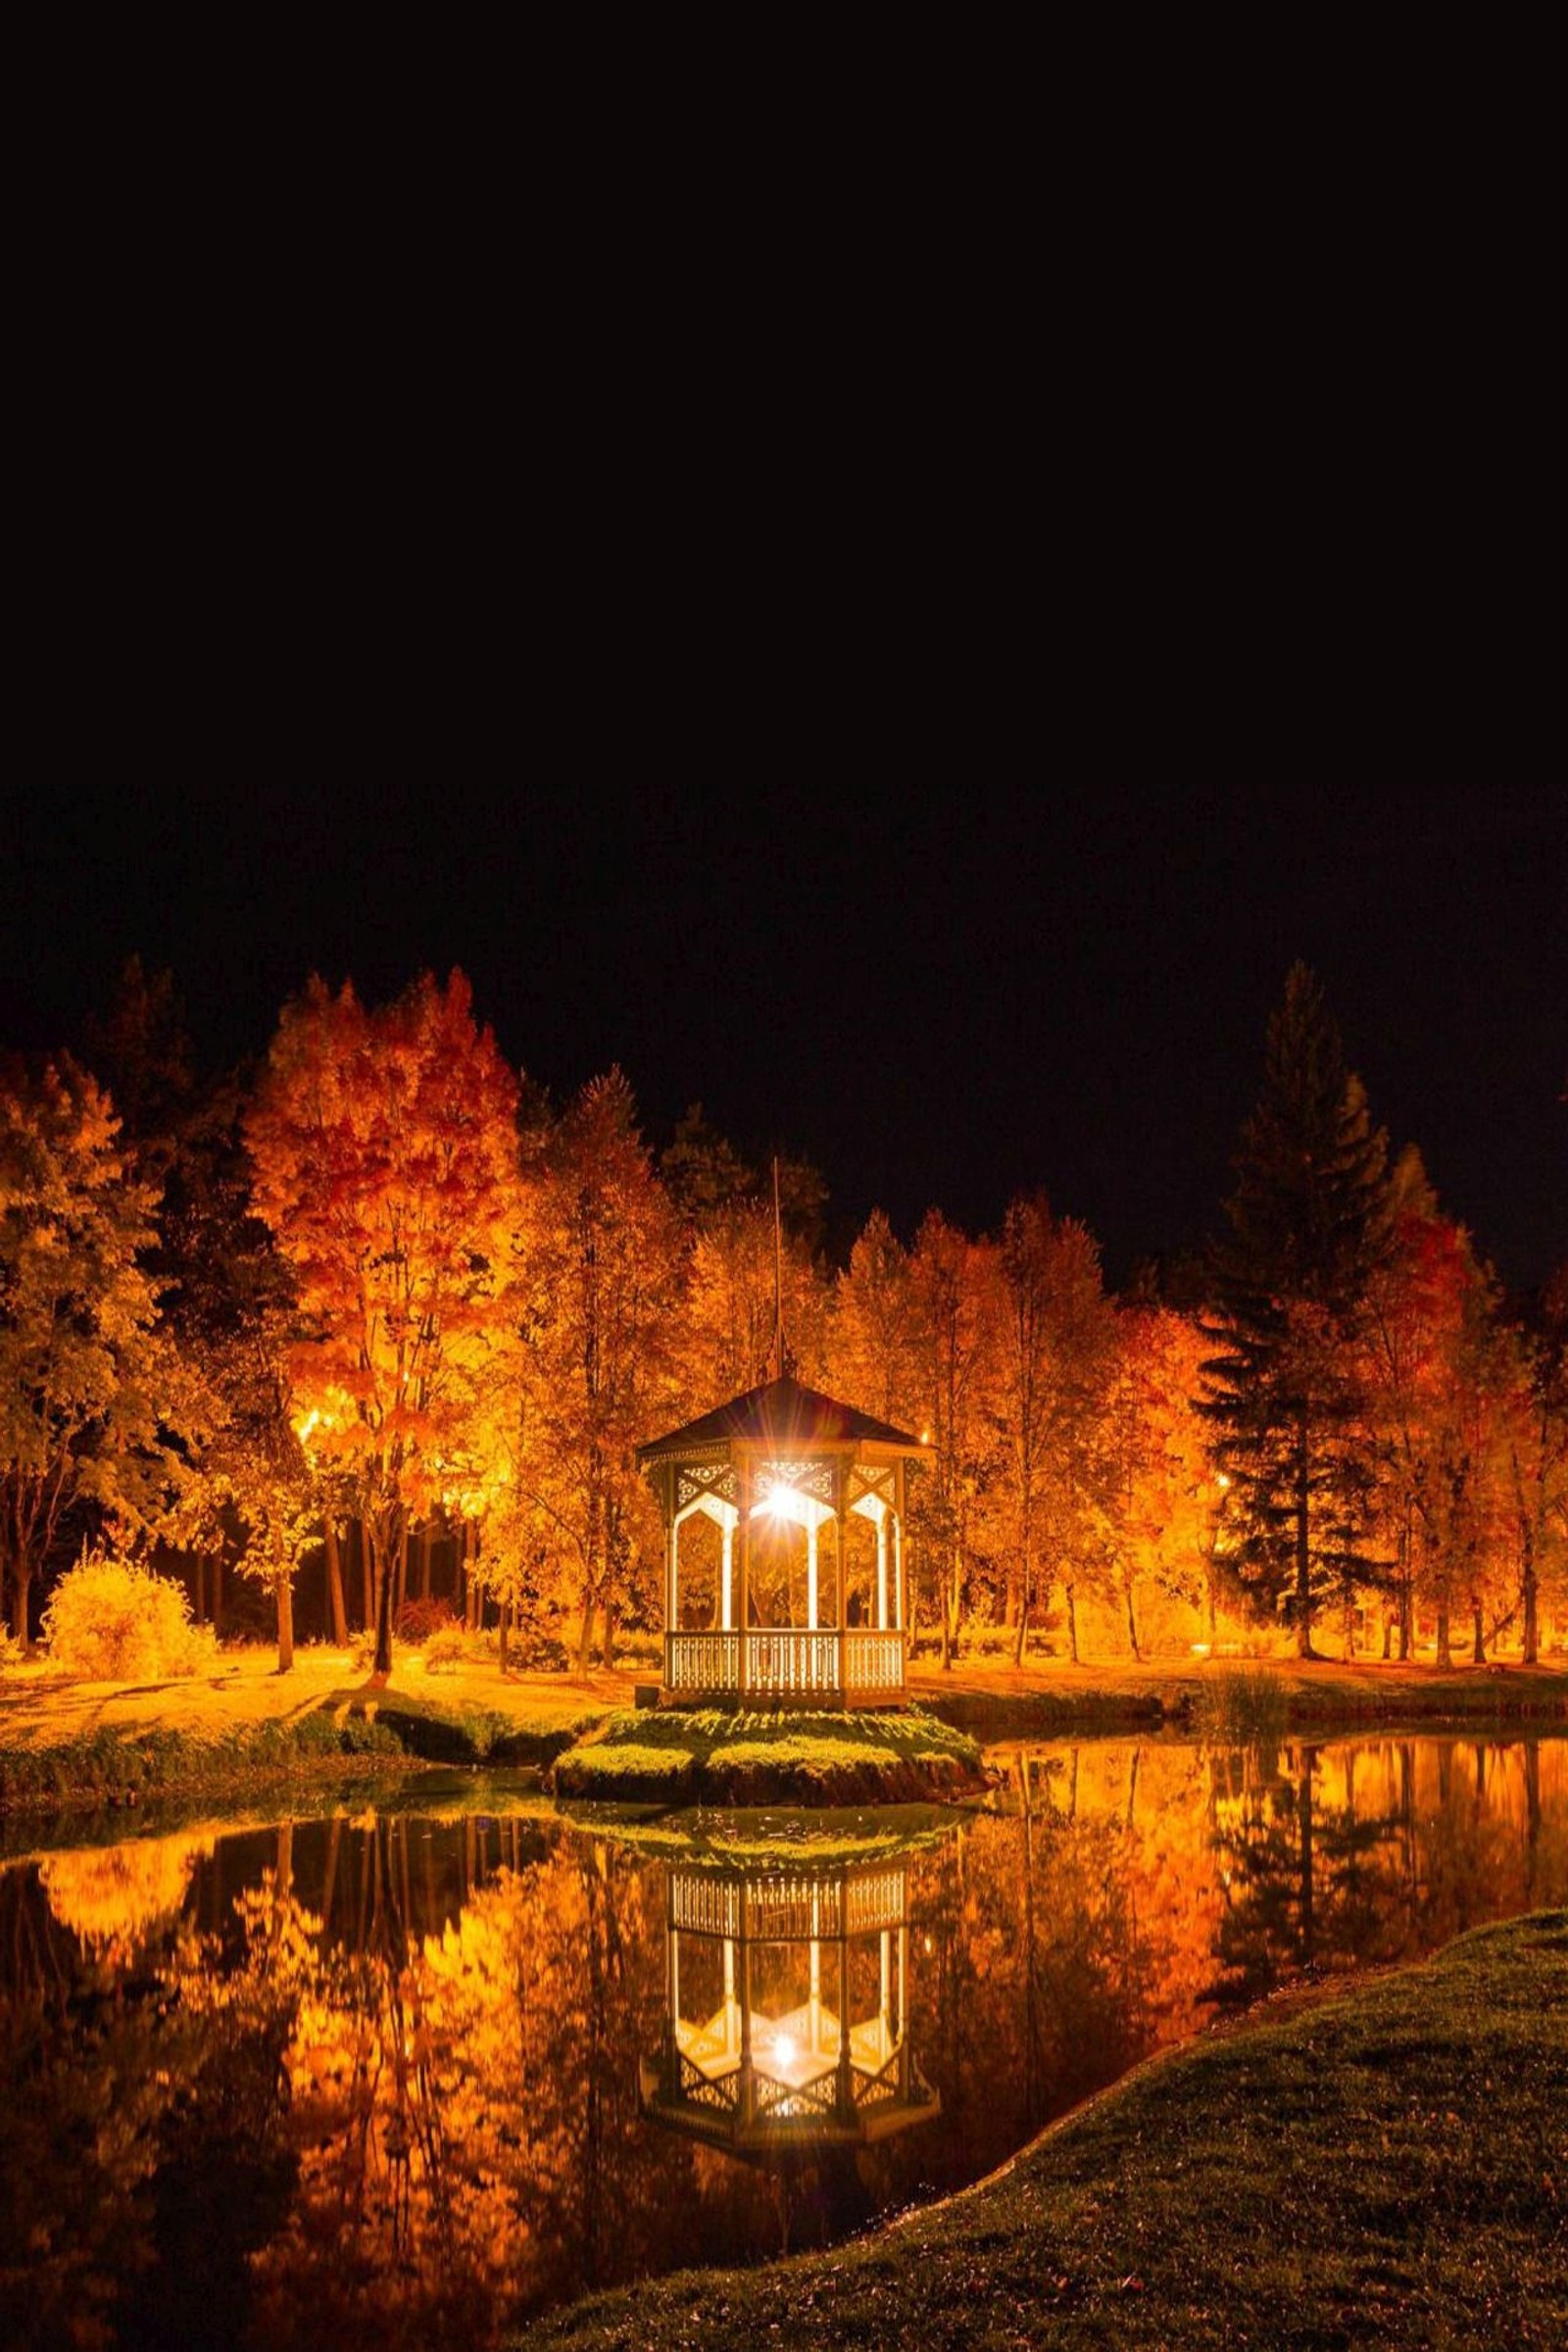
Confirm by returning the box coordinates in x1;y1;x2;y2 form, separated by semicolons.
1520;1521;1540;1665
464;1519;479;1631
1435;1601;1451;1669
1124;1579;1140;1662
193;1549;206;1626
1382;1618;1393;1660
1471;1601;1486;1665
275;1570;295;1674
498;1597;510;1676
1065;1580;1079;1665
211;1548;224;1635
601;1600;616;1673
1013;1595;1030;1667
357;1520;372;1632
370;1509;400;1680
417;1518;433;1602
1294;1421;1318;1658
323;1521;349;1646
394;1520;409;1622
576;1592;596;1673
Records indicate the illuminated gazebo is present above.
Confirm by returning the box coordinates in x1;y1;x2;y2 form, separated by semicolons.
637;1372;931;1706
639;1851;939;2152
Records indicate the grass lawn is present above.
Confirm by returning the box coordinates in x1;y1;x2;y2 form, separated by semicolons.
517;1910;1568;2351
0;1644;632;1811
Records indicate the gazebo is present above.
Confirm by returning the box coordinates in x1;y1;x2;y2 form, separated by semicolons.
636;1371;931;1706
639;1850;939;2151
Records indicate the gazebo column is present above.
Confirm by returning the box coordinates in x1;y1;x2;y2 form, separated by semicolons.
737;1454;753;1696
663;1464;678;1668
720;1519;734;1633
808;1521;819;1631
876;1508;889;1631
835;1462;848;1699
895;1460;907;1638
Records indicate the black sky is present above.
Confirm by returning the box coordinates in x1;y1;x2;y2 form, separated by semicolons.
4;203;1562;1296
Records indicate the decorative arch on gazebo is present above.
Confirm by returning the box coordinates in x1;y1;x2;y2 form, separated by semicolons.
636;1373;931;1706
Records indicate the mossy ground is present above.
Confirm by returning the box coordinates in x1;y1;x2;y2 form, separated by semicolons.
517;1911;1568;2351
551;1706;988;1806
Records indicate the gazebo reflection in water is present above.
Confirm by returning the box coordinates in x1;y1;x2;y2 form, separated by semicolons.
641;1851;939;2152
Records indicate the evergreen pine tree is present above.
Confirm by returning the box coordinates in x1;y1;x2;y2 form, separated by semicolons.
1201;964;1393;1656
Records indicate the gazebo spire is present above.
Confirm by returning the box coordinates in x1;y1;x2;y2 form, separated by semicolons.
761;1154;797;1383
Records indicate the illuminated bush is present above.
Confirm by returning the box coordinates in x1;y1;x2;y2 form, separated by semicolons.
42;1551;219;1682
396;1596;460;1644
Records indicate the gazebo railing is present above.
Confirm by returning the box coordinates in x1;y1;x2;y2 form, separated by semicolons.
664;1627;905;1700
666;1632;742;1694
844;1631;904;1691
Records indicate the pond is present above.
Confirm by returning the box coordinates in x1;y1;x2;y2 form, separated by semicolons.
1;1733;1564;2349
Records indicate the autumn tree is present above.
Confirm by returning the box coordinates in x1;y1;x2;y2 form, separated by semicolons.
1509;1263;1568;1664
906;1211;999;1665
1201;965;1394;1658
246;971;523;1677
1363;1152;1525;1663
991;1196;1118;1665
0;1056;175;1644
512;1071;683;1668
830;1211;921;1429
668;1117;831;1401
1102;1305;1213;1657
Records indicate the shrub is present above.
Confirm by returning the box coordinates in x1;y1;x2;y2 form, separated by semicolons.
42;1550;219;1682
396;1596;460;1644
423;1626;466;1674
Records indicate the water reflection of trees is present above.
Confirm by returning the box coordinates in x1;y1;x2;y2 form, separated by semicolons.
1;1741;1564;2347
1205;1738;1568;2008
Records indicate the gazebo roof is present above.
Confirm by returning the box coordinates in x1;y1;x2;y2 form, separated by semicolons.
636;1374;929;1465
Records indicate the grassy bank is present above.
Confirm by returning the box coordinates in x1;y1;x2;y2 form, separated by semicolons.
553;1707;988;1806
519;1910;1568;2351
0;1649;617;1815
911;1655;1568;1740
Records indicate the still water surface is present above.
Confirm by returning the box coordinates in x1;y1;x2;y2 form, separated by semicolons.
2;1733;1563;2348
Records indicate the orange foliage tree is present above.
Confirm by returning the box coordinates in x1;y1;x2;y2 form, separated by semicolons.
245;972;523;1676
0;1056;176;1646
511;1072;684;1668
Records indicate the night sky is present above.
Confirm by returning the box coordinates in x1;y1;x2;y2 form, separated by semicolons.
4;762;1561;1297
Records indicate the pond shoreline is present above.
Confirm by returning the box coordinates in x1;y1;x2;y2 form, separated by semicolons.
1;1653;1564;1820
515;1909;1568;2351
